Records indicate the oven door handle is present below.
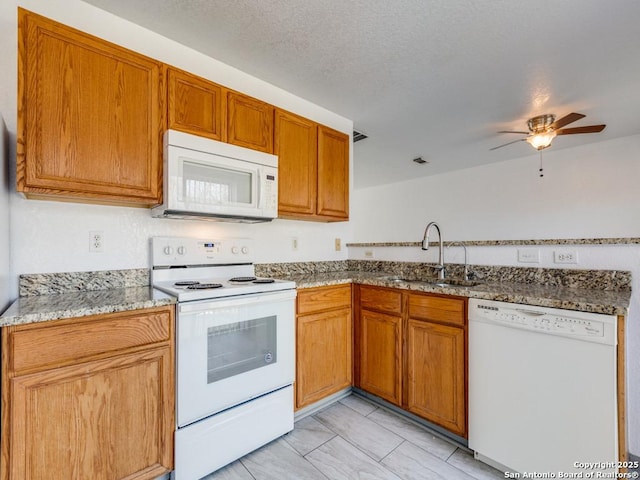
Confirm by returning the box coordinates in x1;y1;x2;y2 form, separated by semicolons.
178;289;296;314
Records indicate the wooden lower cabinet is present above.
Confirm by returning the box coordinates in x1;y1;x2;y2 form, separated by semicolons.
358;309;403;405
405;292;467;437
355;285;403;406
296;285;352;409
406;319;466;436
356;286;468;437
1;306;175;480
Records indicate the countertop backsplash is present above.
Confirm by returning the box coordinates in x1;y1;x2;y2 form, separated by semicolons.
19;268;150;296
257;260;631;292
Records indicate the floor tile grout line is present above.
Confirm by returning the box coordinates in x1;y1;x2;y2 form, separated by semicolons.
238;458;258;480
445;447;459;462
361;398;462;453
377;438;407;464
297;395;502;480
338;397;380;418
317;398;461;468
444;449;497;480
300;431;396;480
311;415;399;466
287;429;337;458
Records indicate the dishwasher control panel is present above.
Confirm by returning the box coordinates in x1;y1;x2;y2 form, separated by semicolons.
470;299;616;345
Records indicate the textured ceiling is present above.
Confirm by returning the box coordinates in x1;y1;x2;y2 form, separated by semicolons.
84;0;640;188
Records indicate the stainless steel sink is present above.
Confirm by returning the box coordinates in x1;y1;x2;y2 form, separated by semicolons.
381;276;482;288
427;278;483;288
380;276;420;283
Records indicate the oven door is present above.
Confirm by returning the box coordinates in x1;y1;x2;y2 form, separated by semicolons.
176;289;296;427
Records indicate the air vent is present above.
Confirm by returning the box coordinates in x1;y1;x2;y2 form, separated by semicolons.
353;130;368;142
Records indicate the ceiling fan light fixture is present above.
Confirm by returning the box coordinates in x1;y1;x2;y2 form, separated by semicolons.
526;131;556;150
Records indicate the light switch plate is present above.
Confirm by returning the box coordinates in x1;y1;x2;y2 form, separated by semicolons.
517;248;540;263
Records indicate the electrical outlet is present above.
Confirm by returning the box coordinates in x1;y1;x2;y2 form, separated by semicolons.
517;248;540;263
364;249;374;259
334;238;342;252
291;237;299;251
554;250;578;264
89;231;103;252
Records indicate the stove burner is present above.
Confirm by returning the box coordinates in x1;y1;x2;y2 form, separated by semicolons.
187;283;223;290
253;278;275;284
229;276;257;282
175;281;200;286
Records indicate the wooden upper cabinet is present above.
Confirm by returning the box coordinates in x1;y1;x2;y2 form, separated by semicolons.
167;67;226;141
317;125;349;220
17;9;164;206
227;91;274;153
275;109;318;217
276;111;350;222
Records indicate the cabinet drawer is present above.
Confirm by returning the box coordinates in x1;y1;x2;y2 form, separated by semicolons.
7;307;173;374
297;285;351;315
360;286;402;315
408;294;466;326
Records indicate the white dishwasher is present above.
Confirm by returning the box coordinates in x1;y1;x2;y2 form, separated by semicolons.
468;298;618;476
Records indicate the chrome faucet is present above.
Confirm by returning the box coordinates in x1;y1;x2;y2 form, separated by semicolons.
447;241;470;280
421;221;445;280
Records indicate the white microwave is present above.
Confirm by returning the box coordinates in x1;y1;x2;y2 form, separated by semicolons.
152;130;278;222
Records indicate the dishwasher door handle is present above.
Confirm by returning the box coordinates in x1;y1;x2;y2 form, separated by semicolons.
515;308;546;316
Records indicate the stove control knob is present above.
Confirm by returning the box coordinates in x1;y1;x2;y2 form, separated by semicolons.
163;246;174;256
241;246;249;254
177;246;186;256
231;246;240;254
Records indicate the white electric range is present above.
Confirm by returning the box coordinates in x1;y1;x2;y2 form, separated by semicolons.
151;236;296;480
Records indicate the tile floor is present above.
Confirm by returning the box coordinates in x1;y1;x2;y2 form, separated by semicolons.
203;394;504;480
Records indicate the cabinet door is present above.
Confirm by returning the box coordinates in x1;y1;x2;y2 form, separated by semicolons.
406;320;466;436
275;109;317;218
317;125;349;220
17;9;163;206
6;347;174;480
296;307;352;409
167;67;226;141
227;91;274;153
358;309;402;406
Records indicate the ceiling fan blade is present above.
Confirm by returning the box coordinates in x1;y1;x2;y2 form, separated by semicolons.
490;138;527;150
550;112;586;130
497;130;530;134
555;124;606;135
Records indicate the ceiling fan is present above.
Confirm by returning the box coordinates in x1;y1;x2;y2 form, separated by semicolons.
490;113;606;151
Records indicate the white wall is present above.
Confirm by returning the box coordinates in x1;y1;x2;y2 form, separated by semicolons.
351;134;640;456
352;134;640;242
0;116;10;313
0;0;353;299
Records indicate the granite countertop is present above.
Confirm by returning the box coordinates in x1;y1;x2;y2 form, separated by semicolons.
1;263;631;328
0;287;176;327
285;270;631;316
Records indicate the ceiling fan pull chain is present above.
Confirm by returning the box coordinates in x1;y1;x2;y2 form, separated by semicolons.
539;151;544;177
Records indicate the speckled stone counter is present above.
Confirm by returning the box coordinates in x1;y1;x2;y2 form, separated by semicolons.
0;268;176;327
267;268;631;316
0;287;175;327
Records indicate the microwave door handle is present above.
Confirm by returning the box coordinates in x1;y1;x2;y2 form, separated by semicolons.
256;169;261;208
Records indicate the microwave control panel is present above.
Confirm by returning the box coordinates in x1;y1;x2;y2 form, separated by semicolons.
263;172;278;212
